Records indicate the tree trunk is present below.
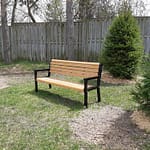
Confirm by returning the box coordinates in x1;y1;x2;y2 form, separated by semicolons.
27;0;36;23
11;0;18;24
1;0;11;64
66;0;74;60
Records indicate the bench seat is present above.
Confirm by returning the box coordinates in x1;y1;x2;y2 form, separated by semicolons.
37;77;91;92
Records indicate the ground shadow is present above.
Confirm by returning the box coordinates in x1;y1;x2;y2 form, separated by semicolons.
29;90;83;111
79;79;129;87
137;106;150;116
102;111;150;150
101;81;130;87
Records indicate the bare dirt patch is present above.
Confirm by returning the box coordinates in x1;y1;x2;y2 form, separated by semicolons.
0;73;33;89
0;78;9;89
0;64;30;75
102;72;135;84
0;64;32;89
131;111;150;132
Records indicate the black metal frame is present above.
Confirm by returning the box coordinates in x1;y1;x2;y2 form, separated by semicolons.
34;62;103;108
34;68;50;92
83;64;103;108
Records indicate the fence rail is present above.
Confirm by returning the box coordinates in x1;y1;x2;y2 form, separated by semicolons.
0;17;150;62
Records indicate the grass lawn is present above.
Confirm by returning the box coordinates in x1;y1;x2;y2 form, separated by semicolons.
0;61;149;149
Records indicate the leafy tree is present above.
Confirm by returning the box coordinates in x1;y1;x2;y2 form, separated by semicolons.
101;10;143;79
2;0;38;23
78;0;94;20
117;0;146;16
132;55;150;109
74;0;146;21
18;0;39;22
45;0;64;21
76;0;115;20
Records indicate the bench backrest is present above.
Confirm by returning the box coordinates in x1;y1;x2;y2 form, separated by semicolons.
50;59;102;78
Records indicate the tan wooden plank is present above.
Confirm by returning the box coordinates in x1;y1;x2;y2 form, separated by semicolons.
51;62;99;69
51;60;99;69
50;64;99;73
51;69;97;78
51;59;99;66
37;78;84;91
49;59;99;77
51;67;98;75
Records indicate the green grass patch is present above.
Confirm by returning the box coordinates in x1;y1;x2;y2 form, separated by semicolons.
0;81;105;149
101;83;136;110
0;78;139;149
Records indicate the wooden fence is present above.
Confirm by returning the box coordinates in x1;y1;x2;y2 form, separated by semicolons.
0;17;150;62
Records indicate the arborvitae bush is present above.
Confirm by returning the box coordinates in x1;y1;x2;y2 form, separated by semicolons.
132;55;150;109
101;11;143;79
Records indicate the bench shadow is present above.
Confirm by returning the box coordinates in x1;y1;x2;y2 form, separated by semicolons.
79;79;128;87
101;110;149;149
29;90;83;111
101;81;129;87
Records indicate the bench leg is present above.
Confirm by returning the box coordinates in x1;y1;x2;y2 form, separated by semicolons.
35;81;38;92
97;87;101;102
84;91;88;108
49;84;51;89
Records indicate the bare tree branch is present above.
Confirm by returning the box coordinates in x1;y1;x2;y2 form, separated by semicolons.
27;0;36;22
11;0;18;24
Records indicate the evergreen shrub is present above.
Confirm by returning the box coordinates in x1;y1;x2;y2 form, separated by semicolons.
101;11;143;79
132;55;150;109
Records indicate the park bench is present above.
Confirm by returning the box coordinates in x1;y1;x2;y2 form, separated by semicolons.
34;59;103;108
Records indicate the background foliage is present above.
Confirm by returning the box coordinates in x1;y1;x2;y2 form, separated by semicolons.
101;10;143;79
132;55;150;109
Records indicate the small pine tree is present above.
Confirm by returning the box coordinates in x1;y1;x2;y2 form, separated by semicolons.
101;10;143;79
132;55;150;109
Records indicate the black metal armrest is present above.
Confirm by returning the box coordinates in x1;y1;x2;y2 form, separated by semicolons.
34;68;49;72
84;76;101;91
84;76;99;81
34;68;50;80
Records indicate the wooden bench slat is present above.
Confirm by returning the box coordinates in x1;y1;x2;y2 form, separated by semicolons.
37;78;86;91
51;64;99;73
51;60;99;69
51;59;99;66
51;68;98;77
